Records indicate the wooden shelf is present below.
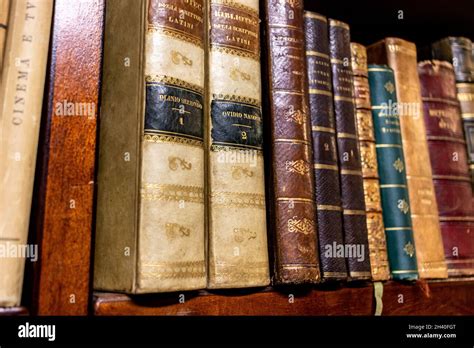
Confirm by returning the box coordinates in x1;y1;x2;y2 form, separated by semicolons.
0;307;28;316
94;279;474;316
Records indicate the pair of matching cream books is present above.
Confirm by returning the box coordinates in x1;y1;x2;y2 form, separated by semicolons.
93;0;271;293
0;0;54;306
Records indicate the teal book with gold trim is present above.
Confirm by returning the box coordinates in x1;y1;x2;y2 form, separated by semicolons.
368;65;418;280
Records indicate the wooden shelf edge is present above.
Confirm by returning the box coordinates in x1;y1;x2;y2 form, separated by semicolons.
93;279;474;316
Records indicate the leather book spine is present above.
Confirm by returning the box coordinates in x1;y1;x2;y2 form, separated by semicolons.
304;11;347;281
0;0;53;307
94;0;146;294
431;37;474;83
207;0;270;288
29;0;103;314
351;43;390;281
457;82;474;191
328;19;371;280
367;65;418;280
431;38;474;190
0;0;9;71
141;0;207;291
264;0;320;284
367;38;444;279
418;60;472;277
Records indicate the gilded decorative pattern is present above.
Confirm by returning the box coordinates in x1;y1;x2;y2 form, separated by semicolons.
393;158;405;173
141;260;206;280
363;179;382;212
211;191;265;209
360;143;378;176
146;75;204;95
287;217;314;235
171;50;193;66
384;81;395;94
211;45;260;61
168;156;192;171
233;228;257;243
285;159;310;176
356;110;375;141
397;199;410;214
403;242;415;258
366;212;389;279
141;183;204;203
165;223;191;239
231;166;254;179
143;134;204;148
212;93;261;108
147;25;204;48
285;106;306;125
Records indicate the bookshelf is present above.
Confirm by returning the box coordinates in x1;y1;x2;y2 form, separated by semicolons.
1;0;473;317
93;280;474;316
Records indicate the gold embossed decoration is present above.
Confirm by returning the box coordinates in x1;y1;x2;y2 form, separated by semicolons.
285;159;310;176
231;166;254;179
384;81;395;94
403;241;415;258
171;50;193;66
360;143;378;174
230;67;251;81
285;105;306;125
168;156;192;171
166;223;191;239
397;199;410;214
287;217;314;235
393;157;405;173
233;228;257;243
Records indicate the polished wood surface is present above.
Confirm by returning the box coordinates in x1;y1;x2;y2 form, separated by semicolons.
94;280;474;316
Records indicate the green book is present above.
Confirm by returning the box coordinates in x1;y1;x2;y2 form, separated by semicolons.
368;65;418;280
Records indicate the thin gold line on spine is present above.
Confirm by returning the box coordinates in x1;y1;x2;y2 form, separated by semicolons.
422;97;460;106
343;209;366;215
376;144;402;148
143;134;204;148
380;184;407;188
273;90;304;96
146;75;204;95
304;12;327;22
432;175;471;181
278;198;314;203
385;227;412;231
274;138;311;146
314;164;338;170
334;96;354;103
317;205;342;211
368;67;392;72
309;88;332;96
306;50;329;59
341;169;362;176
337;132;358;139
328;19;349;30
312;126;335;133
391;270;418;274
427;135;466;144
462;113;474;119
439;216;474;222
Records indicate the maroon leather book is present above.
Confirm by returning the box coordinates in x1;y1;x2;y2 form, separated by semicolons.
418;60;474;276
264;0;320;284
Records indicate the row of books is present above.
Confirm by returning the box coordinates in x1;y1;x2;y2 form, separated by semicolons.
0;0;473;310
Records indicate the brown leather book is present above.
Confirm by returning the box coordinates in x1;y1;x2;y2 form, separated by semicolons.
264;0;320;284
0;0;53;307
418;60;472;277
350;42;390;281
367;38;447;279
28;0;104;314
328;20;371;280
94;0;207;294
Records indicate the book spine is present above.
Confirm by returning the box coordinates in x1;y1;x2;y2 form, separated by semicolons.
0;0;53;307
431;37;474;83
138;0;207;292
304;11;347;281
367;65;418;280
431;38;474;190
351;43;390;281
264;0;320;284
328;19;371;280
457;82;474;191
94;0;146;293
207;0;270;289
29;0;103;314
0;0;9;71
418;60;471;277
368;38;444;279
